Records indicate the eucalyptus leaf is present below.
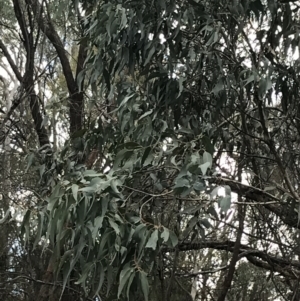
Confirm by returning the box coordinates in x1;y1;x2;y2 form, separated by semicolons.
161;227;170;242
118;265;133;298
145;229;159;250
72;184;79;201
219;195;231;213
200;162;211;176
140;271;149;301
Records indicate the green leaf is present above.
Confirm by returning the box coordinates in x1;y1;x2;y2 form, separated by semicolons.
62;236;85;295
121;142;142;149
144;46;156;66
79;186;96;192
33;211;44;250
193;181;205;191
133;224;147;240
264;186;276;192
298;202;300;227
174;178;190;188
91;216;104;243
101;197;109;216
126;272;135;299
83;170;102;177
258;77;272;98
25;153;34;172
212;80;224;95
161;227;170;242
203;151;213;167
110;178;122;194
145;229;159;250
106;264;114;296
177;76;185;98
140;271;149;301
200;218;212;229
120;7;127;29
118;264;133;298
210;187;220;199
169;230;178;247
119;93;135;108
75;262;93;285
207;206;219;219
183;216;199;237
224;185;231;195
94;264;105;296
72;184;79;201
113;149;134;170
21;209;31;242
244;74;255;86
138;109;153;121
219;195;231;213
199;162;210;175
109;219;120;235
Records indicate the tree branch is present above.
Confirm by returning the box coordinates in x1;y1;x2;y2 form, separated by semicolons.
210;176;300;229
27;0;84;134
165;240;300;279
0;39;23;81
217;158;246;301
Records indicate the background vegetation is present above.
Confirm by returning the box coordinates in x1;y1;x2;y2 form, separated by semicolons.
1;0;300;300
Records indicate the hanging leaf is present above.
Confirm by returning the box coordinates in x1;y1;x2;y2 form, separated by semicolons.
140;271;149;301
168;230;178;247
72;184;79;201
109;219;121;235
200;162;211;176
145;229;159;250
224;185;231;196
161;227;170;242
219;195;231;213
177;76;185;98
203;151;213;167
118;264;134;298
144;46;156;66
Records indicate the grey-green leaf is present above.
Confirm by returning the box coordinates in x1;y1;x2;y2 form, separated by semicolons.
72;184;79;201
200;162;211;176
219;195;231;213
140;271;149;301
203;151;213;167
145;229;159;250
169;230;179;247
118;265;133;298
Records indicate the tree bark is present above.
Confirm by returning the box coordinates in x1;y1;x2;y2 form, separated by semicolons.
217;204;245;301
27;0;85;135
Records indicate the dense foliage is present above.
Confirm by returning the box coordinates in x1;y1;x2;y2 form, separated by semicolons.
1;0;300;300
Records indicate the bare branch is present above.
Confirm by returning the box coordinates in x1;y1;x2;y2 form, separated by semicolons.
0;39;23;81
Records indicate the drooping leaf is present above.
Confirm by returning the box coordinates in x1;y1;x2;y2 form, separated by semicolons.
203;151;213;167
118;264;133;298
161;227;170;242
168;230;179;247
72;184;79;201
200;162;211;176
219;195;231;213
145;229;159;250
140;271;149;301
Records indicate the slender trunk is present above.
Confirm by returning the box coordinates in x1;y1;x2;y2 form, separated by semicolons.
190;253;199;300
27;0;86;135
217;149;246;301
0;80;15;301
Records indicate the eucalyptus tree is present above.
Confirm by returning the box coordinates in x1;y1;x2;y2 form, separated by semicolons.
1;0;300;301
73;0;300;300
0;0;89;300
